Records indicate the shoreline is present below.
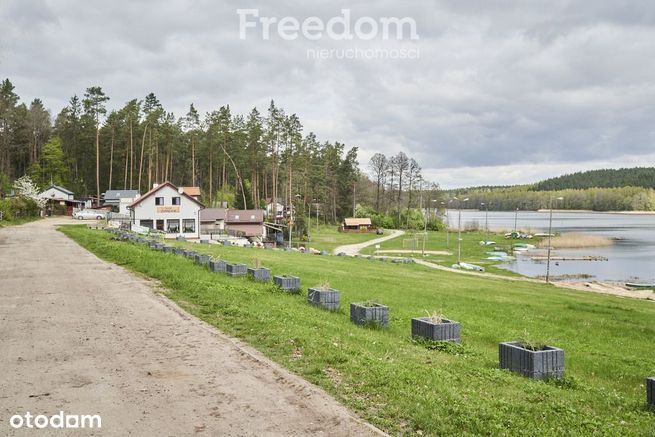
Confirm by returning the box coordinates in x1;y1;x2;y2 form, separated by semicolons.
554;281;655;301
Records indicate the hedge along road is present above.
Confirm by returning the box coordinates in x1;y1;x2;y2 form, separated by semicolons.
0;218;385;436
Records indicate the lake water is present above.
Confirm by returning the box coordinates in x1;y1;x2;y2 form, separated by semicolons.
446;210;655;283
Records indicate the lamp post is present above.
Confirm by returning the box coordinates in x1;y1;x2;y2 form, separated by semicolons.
481;202;490;243
545;196;564;283
441;201;449;249
454;196;468;264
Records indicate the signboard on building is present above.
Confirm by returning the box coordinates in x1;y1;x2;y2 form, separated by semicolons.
157;206;180;213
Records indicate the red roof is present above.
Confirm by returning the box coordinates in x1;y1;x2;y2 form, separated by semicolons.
128;182;204;209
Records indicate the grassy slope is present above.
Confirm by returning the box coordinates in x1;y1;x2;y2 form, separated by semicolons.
292;225;382;253
0;216;41;228
60;225;655;436
360;230;527;277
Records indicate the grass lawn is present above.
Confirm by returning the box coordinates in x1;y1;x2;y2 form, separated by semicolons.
61;225;655;436
0;215;41;228
291;224;382;253
360;230;537;277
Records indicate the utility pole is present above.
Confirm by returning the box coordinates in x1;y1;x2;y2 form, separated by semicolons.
546;196;564;283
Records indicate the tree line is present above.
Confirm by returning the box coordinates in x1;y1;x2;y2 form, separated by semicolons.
0;78;363;222
532;167;655;191
448;186;655;211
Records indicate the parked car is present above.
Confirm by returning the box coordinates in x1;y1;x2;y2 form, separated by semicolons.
73;210;106;220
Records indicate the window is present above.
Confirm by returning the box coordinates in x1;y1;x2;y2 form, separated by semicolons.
167;219;180;233
156;219;164;231
183;219;196;233
172;197;181;205
155;197;164;205
140;220;153;229
234;215;240;220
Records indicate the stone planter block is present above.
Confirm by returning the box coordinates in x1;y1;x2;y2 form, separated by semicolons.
307;287;340;311
411;317;461;342
154;243;164;251
209;259;227;273
176;236;186;241
225;263;247;276
173;247;185;256
350;303;389;327
194;254;211;265
200;239;209;244
647;377;654;408
499;341;564;379
184;250;198;258
273;275;301;292
162;245;174;253
248;267;271;282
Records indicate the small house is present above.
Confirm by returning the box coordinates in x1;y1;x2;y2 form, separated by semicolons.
38;185;84;215
128;182;204;239
199;208;227;235
225;209;266;240
341;217;373;233
103;190;140;215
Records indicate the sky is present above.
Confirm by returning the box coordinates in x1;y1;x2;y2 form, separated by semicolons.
2;0;655;189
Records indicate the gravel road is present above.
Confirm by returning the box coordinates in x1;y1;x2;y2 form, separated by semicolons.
0;218;384;436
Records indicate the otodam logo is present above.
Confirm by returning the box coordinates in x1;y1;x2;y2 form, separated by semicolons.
9;411;102;429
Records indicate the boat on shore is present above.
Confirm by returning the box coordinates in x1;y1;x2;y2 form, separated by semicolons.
625;282;655;289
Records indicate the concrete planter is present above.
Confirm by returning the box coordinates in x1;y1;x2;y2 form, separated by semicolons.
162;245;174;253
647;377;654;408
176;236;186;241
307;287;340;311
248;267;271;282
173;247;185;256
273;275;301;292
154;243;165;251
225;263;247;277
499;341;564;379
184;250;198;258
200;239;209;244
194;254;211;265
209;259;227;273
411;317;461;342
350;302;389;327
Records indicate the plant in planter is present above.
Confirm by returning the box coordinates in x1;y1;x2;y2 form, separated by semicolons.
194;254;211;265
225;263;247;277
247;259;271;281
411;310;461;342
273;275;301;293
350;301;389;327
499;333;564;379
647;377;654;408
209;259;227;273
307;281;340;311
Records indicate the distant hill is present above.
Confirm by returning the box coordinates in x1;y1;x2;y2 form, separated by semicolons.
532;167;655;191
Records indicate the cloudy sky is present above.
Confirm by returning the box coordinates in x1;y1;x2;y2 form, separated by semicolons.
2;1;655;188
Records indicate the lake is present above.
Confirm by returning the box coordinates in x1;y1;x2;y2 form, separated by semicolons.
445;210;655;283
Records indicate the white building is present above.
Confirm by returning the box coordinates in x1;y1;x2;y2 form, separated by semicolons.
128;182;204;239
39;185;74;201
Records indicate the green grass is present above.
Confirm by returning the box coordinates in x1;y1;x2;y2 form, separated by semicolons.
61;225;655;436
360;230;536;277
291;225;382;253
0;215;41;228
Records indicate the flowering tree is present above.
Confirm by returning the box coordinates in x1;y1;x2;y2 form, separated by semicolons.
13;175;46;209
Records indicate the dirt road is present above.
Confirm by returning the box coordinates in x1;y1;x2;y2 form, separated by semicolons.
0;219;384;436
333;229;405;256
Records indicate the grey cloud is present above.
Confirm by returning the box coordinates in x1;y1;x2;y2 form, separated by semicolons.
1;0;654;187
